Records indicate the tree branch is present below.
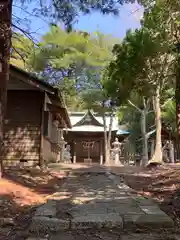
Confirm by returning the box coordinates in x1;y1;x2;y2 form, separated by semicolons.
12;23;39;46
128;100;142;112
12;4;49;25
161;97;174;108
11;45;26;65
142;96;147;110
146;129;156;139
147;110;154;115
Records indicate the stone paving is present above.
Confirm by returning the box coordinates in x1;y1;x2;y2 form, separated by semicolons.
30;166;174;236
27;232;180;240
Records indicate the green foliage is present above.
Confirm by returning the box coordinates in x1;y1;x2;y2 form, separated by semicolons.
10;32;35;70
32;26;114;80
80;88;107;113
162;99;176;132
103;28;157;103
29;26;117;110
162;89;176;134
10;26;118;111
27;0;136;31
103;6;175;103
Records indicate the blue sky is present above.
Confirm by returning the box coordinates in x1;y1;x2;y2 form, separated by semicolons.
12;2;143;41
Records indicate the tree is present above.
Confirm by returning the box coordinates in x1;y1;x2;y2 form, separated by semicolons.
103;24;174;164
81;88;115;165
18;0;136;31
56;77;85;111
138;0;180;159
29;27;115;109
161;88;176;139
162;99;176;135
0;0;137;176
33;27;118;163
116;89;156;165
127;96;154;165
11;32;35;70
31;26;113;81
0;1;12;177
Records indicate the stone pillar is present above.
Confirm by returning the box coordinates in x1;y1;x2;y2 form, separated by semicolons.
100;140;103;165
58;129;66;162
73;142;76;163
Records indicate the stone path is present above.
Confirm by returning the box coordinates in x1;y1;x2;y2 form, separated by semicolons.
29;166;174;239
27;232;180;240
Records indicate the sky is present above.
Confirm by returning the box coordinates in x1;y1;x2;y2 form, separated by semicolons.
12;1;143;42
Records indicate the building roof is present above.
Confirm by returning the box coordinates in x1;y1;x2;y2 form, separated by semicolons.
117;129;130;135
10;64;71;128
67;110;127;133
10;64;55;94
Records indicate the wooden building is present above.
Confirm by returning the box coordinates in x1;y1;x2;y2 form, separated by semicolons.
4;65;71;166
64;110;128;164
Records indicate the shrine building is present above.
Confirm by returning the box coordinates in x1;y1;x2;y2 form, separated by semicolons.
64;110;129;164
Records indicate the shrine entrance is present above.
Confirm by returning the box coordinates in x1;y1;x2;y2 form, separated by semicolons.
68;132;104;164
76;140;100;163
64;110;129;164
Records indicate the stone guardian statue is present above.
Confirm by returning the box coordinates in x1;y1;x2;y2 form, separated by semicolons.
112;138;122;165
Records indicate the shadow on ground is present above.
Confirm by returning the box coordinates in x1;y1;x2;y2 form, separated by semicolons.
0;164;178;239
111;165;180;229
0;192;39;239
30;164;175;239
4;167;67;195
0;167;68;239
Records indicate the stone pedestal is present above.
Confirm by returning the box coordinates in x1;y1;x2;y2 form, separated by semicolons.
114;152;119;165
84;158;92;164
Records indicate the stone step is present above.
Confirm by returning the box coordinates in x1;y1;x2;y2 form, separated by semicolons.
120;234;180;240
29;169;174;234
30;212;174;233
26;233;180;240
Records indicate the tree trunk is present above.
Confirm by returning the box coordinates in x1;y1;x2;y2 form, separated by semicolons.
0;0;12;177
141;110;149;166
102;113;110;165
169;141;175;163
175;55;180;161
149;86;163;164
107;112;113;152
128;98;150;166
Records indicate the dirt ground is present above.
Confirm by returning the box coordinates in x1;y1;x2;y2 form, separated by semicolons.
110;164;180;228
0;167;67;239
1;164;180;238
